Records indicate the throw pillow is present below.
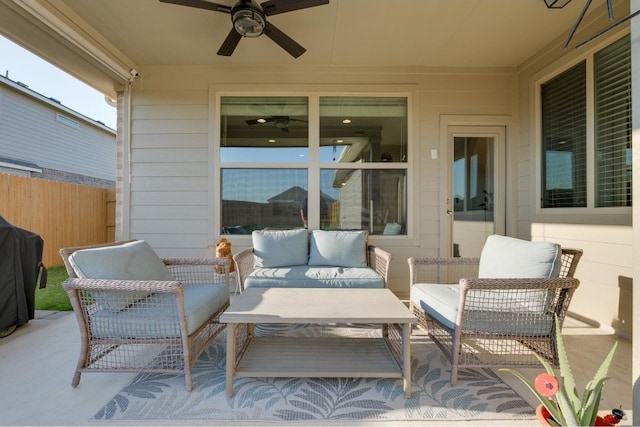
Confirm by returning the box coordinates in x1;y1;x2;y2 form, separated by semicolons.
252;228;309;268
308;230;367;268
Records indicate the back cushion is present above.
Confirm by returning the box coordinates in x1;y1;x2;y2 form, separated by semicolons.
68;240;174;312
308;230;367;268
69;240;174;281
478;235;561;278
252;228;309;268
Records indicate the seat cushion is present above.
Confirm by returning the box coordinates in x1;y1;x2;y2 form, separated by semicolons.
308;230;367;268
411;283;554;336
244;265;384;289
478;235;562;278
252;228;309;268
69;240;174;312
411;283;460;330
90;283;229;338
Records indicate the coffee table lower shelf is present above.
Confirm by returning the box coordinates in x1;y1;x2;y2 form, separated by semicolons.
234;336;402;378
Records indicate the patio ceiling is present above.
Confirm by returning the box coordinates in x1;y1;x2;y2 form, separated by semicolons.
0;0;608;96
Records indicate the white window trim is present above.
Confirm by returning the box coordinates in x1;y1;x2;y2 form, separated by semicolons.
532;30;631;216
207;85;416;244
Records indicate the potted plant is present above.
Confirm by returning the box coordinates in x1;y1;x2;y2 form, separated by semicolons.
500;316;625;426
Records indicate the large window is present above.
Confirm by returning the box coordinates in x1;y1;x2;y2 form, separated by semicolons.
541;35;631;209
219;96;408;234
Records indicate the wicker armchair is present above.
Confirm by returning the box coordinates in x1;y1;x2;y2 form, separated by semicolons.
408;235;582;385
60;240;230;391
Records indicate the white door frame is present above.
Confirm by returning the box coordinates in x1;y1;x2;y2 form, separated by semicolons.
439;115;515;257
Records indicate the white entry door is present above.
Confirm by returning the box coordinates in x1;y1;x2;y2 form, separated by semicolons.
447;126;505;257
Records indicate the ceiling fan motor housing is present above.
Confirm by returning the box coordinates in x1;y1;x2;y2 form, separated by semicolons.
231;0;266;37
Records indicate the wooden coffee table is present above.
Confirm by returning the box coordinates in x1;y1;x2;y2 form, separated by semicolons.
220;288;416;397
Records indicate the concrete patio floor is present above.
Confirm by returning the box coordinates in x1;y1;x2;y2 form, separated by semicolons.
0;311;632;426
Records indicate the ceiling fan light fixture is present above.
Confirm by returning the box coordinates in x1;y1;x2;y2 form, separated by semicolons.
544;0;572;8
232;7;265;37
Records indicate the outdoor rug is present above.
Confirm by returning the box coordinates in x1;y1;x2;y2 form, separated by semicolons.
92;324;534;423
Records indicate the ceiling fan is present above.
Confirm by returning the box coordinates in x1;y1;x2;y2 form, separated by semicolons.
159;0;329;58
246;115;307;132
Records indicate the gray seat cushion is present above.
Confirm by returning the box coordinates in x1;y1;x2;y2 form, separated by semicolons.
410;283;554;336
90;283;229;338
244;265;384;289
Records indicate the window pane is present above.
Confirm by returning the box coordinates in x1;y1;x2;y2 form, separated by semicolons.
320;169;407;235
595;35;632;207
319;97;407;163
541;61;587;208
221;169;308;233
220;96;308;163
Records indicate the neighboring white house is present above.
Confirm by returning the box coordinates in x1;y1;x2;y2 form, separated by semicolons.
0;74;116;188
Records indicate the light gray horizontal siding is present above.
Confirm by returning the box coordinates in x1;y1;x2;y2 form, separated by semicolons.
0;84;115;181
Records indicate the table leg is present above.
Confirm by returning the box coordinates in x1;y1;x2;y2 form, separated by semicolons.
226;323;235;397
402;323;412;397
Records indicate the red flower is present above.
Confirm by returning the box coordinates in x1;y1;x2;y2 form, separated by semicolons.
534;373;559;397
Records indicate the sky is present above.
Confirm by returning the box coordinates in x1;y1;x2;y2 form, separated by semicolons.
0;35;117;130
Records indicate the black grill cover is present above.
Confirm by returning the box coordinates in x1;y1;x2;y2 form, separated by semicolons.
0;215;46;337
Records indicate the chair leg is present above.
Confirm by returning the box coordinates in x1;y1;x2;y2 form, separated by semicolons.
71;370;81;387
449;330;462;386
185;371;193;392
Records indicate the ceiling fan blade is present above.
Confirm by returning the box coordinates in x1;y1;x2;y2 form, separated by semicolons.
217;28;242;56
263;22;305;58
261;0;329;16
159;0;231;13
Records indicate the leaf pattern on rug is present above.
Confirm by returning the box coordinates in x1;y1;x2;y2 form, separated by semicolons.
92;324;533;422
275;378;392;420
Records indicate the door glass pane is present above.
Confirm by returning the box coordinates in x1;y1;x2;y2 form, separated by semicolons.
220;96;308;163
452;136;494;257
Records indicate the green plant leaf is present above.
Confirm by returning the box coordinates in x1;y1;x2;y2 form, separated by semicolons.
578;342;617;426
555;316;581;416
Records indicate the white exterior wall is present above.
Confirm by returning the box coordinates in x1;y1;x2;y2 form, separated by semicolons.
123;66;514;298
516;1;632;337
122;38;631;334
0;77;116;181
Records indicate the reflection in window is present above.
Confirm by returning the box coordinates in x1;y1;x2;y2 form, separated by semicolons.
221;169;308;234
220;96;308;163
320;169;407;234
453;137;493;221
319;97;407;163
218;95;409;235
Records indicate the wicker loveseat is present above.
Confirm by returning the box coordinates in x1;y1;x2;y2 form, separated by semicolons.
408;235;582;385
233;229;393;291
60;239;230;391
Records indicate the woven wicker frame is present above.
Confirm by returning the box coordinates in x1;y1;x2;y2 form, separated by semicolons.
60;240;230;391
234;243;393;291
408;248;582;385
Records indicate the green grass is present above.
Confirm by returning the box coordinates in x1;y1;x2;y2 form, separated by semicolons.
35;265;73;311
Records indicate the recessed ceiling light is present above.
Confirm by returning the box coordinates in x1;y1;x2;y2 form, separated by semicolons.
335;139;344;143
342;119;351;124
257;118;267;123
268;139;276;143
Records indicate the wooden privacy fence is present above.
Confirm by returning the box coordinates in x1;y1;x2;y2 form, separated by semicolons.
0;173;115;267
